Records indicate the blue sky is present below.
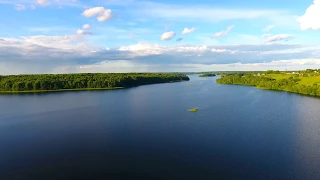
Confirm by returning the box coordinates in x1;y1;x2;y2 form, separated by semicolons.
0;0;320;74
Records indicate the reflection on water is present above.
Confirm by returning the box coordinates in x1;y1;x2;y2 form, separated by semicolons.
0;75;320;179
294;96;320;179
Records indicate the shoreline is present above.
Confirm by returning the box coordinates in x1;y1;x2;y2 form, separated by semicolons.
0;87;124;94
0;80;188;94
218;83;320;98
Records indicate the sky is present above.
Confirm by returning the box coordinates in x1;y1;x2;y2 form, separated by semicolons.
0;0;320;74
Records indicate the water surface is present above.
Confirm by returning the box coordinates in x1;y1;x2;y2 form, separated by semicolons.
1;75;320;180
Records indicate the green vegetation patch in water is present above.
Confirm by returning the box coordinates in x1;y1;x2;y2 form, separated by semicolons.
188;108;199;112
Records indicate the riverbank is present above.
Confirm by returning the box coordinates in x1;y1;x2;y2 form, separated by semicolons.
0;87;125;94
0;73;189;94
216;69;320;97
0;80;188;94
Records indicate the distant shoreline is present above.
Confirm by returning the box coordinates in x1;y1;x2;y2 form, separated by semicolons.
216;69;320;97
0;80;188;94
0;87;123;94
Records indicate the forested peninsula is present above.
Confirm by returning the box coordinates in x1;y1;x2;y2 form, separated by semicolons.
0;73;189;93
217;69;320;97
199;73;216;77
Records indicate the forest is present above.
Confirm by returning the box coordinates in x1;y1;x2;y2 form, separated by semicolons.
0;73;189;92
216;69;320;96
199;73;216;77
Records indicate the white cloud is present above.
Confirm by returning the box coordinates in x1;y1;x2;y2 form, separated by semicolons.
161;31;176;40
298;0;320;30
0;35;96;74
30;4;36;9
173;59;320;71
82;7;104;17
211;25;234;38
76;29;85;35
76;58;320;73
263;34;294;43
0;36;319;74
82;7;114;22
212;49;227;53
15;4;26;10
263;25;275;32
77;30;92;35
79;60;150;73
37;0;50;6
83;24;91;29
182;27;195;34
77;24;92;35
16;35;88;50
118;43;162;56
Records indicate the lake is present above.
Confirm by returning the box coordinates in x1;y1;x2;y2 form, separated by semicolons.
1;75;320;180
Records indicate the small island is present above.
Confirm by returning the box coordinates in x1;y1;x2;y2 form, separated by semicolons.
188;108;199;112
199;73;216;77
0;73;190;94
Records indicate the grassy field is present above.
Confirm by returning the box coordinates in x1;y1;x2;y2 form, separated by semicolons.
264;74;292;80
299;76;320;86
264;74;320;86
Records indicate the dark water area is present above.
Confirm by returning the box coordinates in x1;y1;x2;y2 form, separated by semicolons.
1;75;320;180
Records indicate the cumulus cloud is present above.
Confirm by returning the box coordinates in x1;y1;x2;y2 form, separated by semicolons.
82;7;114;22
16;35;87;50
37;0;50;6
118;43;162;56
263;25;275;32
78;60;150;73
298;0;320;30
263;34;294;43
0;35;96;74
1;35;319;74
83;24;91;29
109;43;318;66
211;25;234;38
212;49;228;53
75;59;320;73
76;29;85;35
182;27;195;34
77;24;92;35
161;31;176;40
76;29;92;35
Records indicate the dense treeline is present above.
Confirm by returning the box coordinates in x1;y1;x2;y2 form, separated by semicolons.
0;73;189;92
216;73;320;96
199;73;216;77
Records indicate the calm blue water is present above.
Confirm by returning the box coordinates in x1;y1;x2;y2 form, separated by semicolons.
0;75;320;180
